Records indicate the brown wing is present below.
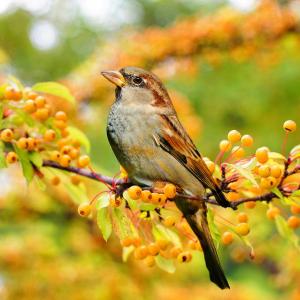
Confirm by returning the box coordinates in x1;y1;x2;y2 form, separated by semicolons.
154;114;230;207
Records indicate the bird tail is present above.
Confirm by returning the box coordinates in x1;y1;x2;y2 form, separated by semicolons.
212;185;231;208
185;211;230;289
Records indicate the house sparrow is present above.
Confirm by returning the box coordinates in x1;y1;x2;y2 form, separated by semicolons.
102;66;230;289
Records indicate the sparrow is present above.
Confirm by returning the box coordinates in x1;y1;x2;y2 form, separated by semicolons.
101;66;230;289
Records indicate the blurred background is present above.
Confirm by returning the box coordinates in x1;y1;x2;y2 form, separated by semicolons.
1;0;300;299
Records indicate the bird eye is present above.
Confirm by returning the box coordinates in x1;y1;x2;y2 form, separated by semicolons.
132;76;143;86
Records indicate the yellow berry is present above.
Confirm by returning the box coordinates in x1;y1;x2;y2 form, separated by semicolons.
245;201;256;209
170;246;183;258
260;177;277;189
258;165;271;178
121;237;134;247
4;86;22;100
132;237;142;247
59;154;71;167
61;128;69;138
50;150;61;161
187;240;201;250
151;192;161;204
24;100;37;113
270;165;282;178
27;137;37;151
157;194;167;205
228;130;241;143
26;91;38;100
147;243;160;256
35;108;49;121
78;202;91;217
291;204;300;215
34;96;46;108
69;148;79;159
70;174;81;185
221;231;234;245
54;120;67;130
256;147;269;164
60;145;72;155
44;129;56;142
177;251;192;263
17;137;28;149
219;140;232;152
287;216;300;229
231;146;245;159
163;183;177;199
1;129;14;142
55;111;67;121
241;134;253;147
163;216;176;227
283;120;296;133
144;256;155;267
6;151;18;164
266;207;280;220
156;239;170;251
237;212;248;223
127;186;142;200
109;195;122;207
141;190;152;202
51;176;60;186
77;155;90;168
134;246;148;260
235;223;250;236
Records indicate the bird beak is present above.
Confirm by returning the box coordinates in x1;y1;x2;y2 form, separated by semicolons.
101;70;126;87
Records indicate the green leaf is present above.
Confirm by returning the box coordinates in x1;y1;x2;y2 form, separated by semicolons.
112;207;135;239
271;187;284;200
207;208;221;247
64;182;89;205
123;191;138;210
155;255;176;273
67;126;90;152
97;207;112;242
33;176;46;191
96;193;110;209
228;163;258;187
0;142;6;169
153;224;182;247
275;215;299;249
13;146;34;183
29;152;43;168
32;82;75;104
268;152;287;162
139;203;156;211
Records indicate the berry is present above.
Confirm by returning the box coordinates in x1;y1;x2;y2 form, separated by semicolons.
235;223;250;236
59;154;71;167
69;148;79;159
177;252;192;263
228;130;241;143
132;237;142;247
121;237;134;247
26;91;38;100
51;176;60;186
61;145;72;155
141;190;152;202
24;100;37;113
163;216;176;227
17;137;28;149
219;140;232;152
205;160;215;173
156;239;170;250
187;240;201;250
260;177;277;189
245;201;256;209
270;165;282;178
157;194;167;205
291;204;300;215
26;137;37;151
127;186;142;200
1;129;14;142
287;216;300;229
54;120;67;130
221;231;234;245
150;192;161;204
35;96;46;108
163;183;177;199
44;129;56;142
4;86;22;100
144;256;155;267
70;174;81;185
256;147;269;164
35;108;49;121
6;152;18;164
283;120;296;133
147;243;160;256
258;165;271;177
241;134;253;147
134;246;148;260
77;155;90;168
237;212;248;223
231;146;245;159
55;111;67;121
61;129;69;138
50;151;61;161
109;195;122;207
266;207;280;220
170;246;183;258
78;202;91;217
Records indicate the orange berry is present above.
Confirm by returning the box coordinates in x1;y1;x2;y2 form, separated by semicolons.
163;216;176;227
270;165;282;178
27;137;37;151
241;134;253;147
147;243;160;256
35;108;49;121
26;91;38;100
55;111;67;121
237;212;248;223
227;192;240;201
266;207;280;220
187;240;201;250
50;150;61;161
228;130;241;143
127;186;142;200
77;155;90;168
132;237;142;247
60;145;72;155
57;138;69;148
109;195;122;207
54;120;67;130
235;223;250;236
134;246;148;260
258;165;271;178
170;246;183;258
59;154;71;167
17;137;28;149
144;256;155;267
61;128;69;138
4;86;22;100
69;148;79;159
34;96;46;108
156;239;170;251
44;129;56;142
256;147;269;164
231;146;245;159
219;140;232;152
291;204;300;215
221;231;234;245
1;129;14;142
141;190;152;202
78;202;91;217
287;216;300;229
51;176;60;186
177;251;192;263
260;177;277;189
24;100;37;113
283;120;296;133
151;192;161;204
121;237;134;247
163;183;177;199
6;151;18;164
157;194;167;205
244;201;256;209
70;174;81;185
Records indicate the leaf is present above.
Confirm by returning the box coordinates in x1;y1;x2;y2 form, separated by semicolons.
207;208;221;247
64;182;89;205
29;152;43;168
155;255;176;273
268;152;287;162
96;193;110;209
275;215;299;249
123;191;138;210
271;187;284;200
33;176;46;191
153;224;182;247
32;82;75;104
112;207;135;239
228;163;258;187
139;203;156;211
0;142;6;169
13;146;34;183
67;126;90;152
97;207;112;242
